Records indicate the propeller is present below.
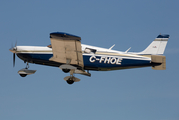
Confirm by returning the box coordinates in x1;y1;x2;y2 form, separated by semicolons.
9;42;17;67
13;52;15;67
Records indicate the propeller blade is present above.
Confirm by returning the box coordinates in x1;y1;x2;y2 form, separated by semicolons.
15;41;17;47
10;42;17;67
13;53;15;67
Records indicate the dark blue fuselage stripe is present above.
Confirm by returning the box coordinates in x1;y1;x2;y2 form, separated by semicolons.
17;53;151;69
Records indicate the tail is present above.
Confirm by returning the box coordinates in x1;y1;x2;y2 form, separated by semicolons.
139;34;169;55
138;34;169;70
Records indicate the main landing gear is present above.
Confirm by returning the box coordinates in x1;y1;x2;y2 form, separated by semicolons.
66;77;75;84
18;62;36;77
64;70;80;85
62;69;70;73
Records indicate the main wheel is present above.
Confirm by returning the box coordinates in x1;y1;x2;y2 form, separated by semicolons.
20;74;27;77
62;69;70;73
66;80;74;84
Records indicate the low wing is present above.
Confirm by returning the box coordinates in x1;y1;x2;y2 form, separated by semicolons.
49;32;84;69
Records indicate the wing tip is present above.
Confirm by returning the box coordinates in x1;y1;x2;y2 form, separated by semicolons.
50;32;81;40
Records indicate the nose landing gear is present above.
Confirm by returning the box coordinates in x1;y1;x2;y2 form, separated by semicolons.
18;63;36;77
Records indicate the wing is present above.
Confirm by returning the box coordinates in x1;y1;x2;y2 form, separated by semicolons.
49;32;84;69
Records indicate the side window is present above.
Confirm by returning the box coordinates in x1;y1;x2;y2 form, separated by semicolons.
84;48;97;54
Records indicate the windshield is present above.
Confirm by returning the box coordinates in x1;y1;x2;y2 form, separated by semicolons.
47;44;52;48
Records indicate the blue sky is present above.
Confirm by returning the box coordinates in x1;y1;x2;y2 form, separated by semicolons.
0;0;179;120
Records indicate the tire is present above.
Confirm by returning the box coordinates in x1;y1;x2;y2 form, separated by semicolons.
62;69;70;73
66;80;74;84
20;74;27;77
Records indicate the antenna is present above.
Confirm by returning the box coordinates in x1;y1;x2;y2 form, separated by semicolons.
109;44;115;50
125;47;131;53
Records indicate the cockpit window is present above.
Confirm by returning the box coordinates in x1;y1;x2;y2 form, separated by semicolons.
47;44;52;48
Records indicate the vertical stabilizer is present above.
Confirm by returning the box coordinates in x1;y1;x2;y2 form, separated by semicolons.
139;34;169;55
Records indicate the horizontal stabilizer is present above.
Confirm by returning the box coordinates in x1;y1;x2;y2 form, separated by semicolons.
151;55;166;70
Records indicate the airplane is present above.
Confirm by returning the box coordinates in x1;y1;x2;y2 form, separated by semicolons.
9;32;169;84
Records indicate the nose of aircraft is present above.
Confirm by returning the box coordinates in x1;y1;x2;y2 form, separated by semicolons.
9;46;17;53
9;46;17;67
